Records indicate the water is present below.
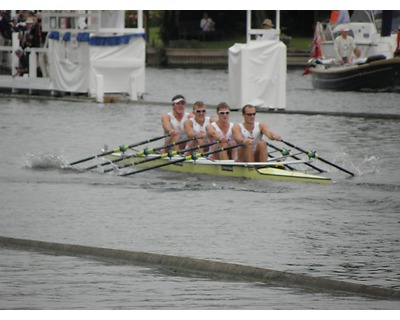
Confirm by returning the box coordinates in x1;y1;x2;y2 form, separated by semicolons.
0;68;399;310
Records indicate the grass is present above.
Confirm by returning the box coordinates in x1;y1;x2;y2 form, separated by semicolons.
288;37;313;51
148;26;312;51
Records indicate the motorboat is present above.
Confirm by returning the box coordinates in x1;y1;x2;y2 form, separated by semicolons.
306;10;400;92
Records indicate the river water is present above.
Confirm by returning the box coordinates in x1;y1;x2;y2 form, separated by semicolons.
0;67;399;310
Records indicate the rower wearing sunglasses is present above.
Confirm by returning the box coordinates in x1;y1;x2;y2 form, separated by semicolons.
206;102;236;160
232;104;281;162
184;101;217;154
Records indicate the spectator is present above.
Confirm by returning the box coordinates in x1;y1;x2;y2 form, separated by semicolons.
200;12;215;32
350;47;367;64
333;27;355;65
0;11;12;41
13;48;29;77
257;18;278;41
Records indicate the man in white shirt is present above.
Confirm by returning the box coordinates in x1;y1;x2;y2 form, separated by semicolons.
257;18;278;41
200;12;215;32
334;27;355;65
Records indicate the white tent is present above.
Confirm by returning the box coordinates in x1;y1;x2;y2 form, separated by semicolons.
48;32;145;100
89;35;145;100
49;33;90;93
228;38;286;110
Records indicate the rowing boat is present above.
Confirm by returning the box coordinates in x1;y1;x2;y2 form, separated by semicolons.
70;135;353;183
104;153;333;184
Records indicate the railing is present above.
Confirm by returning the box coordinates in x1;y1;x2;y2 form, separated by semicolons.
246;10;281;42
0;10;145;96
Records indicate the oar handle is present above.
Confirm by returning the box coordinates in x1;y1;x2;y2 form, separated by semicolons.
136;136;198;157
115;141;219;176
191;143;244;160
135;139;220;165
281;139;355;177
91;136;198;171
120;143;243;177
104;137;218;172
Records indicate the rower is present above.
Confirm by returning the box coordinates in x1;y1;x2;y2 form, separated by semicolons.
232;104;281;162
161;94;191;151
206;102;236;160
183;101;217;154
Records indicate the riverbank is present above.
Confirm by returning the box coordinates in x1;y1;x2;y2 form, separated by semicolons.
146;47;310;69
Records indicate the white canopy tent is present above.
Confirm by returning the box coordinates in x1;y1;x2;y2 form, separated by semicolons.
229;40;286;109
48;33;145;101
228;10;286;110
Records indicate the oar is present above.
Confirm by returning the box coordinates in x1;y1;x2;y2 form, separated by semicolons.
267;142;325;173
69;134;170;166
268;153;295;170
84;136;197;171
280;139;355;177
106;139;221;173
104;139;219;173
120;143;244;177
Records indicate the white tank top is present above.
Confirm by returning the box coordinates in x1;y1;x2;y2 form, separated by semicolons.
211;122;234;140
239;122;262;148
168;112;190;138
190;117;211;135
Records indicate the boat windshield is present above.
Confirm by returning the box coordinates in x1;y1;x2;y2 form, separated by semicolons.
350;10;374;23
351;10;400;33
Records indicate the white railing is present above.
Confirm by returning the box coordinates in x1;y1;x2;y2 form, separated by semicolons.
41;10;144;35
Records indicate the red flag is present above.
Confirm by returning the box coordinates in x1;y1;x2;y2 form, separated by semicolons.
310;25;322;59
302;23;323;76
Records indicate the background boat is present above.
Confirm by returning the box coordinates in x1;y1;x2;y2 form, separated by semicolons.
310;56;400;91
307;10;400;92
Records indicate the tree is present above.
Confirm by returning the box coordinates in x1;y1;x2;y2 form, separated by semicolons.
160;11;180;46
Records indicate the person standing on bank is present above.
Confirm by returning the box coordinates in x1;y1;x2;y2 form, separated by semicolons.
334;27;355;65
232;104;281;163
200;12;215;32
206;102;236;160
184;101;217;154
161;94;191;151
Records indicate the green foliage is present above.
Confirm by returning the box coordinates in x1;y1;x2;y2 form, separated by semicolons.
147;10;315;50
287;37;313;51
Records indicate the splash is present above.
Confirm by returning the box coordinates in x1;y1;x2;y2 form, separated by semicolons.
24;153;71;170
354;155;380;176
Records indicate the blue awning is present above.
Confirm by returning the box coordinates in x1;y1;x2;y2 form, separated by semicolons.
62;32;71;42
89;33;146;46
77;32;90;42
48;31;60;40
48;32;145;45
